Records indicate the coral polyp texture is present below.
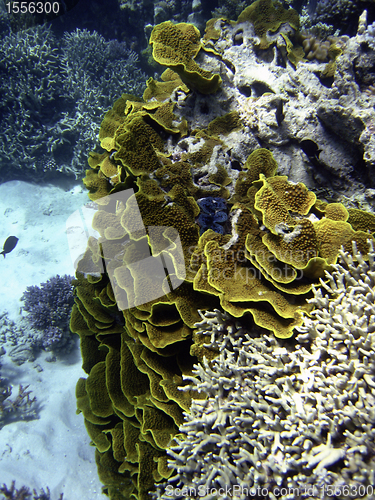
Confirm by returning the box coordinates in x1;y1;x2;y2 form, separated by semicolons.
71;4;375;499
155;240;375;498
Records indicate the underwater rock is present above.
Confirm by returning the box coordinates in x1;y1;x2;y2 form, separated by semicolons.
167;10;375;197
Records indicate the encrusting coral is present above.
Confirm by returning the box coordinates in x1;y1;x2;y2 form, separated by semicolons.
154;241;375;499
237;0;300;50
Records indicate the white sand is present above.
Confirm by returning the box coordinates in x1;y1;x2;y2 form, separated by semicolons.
0;179;106;499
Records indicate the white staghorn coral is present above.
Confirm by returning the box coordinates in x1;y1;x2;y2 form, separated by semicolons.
153;241;375;500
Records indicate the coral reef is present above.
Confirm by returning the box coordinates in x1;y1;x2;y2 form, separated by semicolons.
0;26;60;178
0;313;36;365
155;239;375;498
0;481;63;500
0;347;37;429
237;0;300;50
79;82;375;342
199;6;375;191
307;0;375;37
21;275;75;354
149;21;222;93
71;4;375;499
0;25;146;180
59;29;146;176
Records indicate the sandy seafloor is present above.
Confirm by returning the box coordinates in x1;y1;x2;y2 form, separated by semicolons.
0;178;106;499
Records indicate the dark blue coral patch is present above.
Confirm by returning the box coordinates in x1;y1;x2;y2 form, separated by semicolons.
196;197;228;235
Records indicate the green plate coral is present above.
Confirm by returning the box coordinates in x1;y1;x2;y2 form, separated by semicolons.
149;21;221;94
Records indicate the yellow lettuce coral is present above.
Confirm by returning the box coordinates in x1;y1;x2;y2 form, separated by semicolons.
71;28;375;497
149;21;222;94
237;0;299;49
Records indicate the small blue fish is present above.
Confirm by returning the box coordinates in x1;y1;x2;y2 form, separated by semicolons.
1;236;19;258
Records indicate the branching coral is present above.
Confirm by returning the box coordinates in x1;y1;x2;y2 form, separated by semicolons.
0;26;60;178
0;348;37;429
0;481;62;500
21;275;75;353
60;29;147;175
149;21;222;94
0;25;147;180
155;239;375;498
